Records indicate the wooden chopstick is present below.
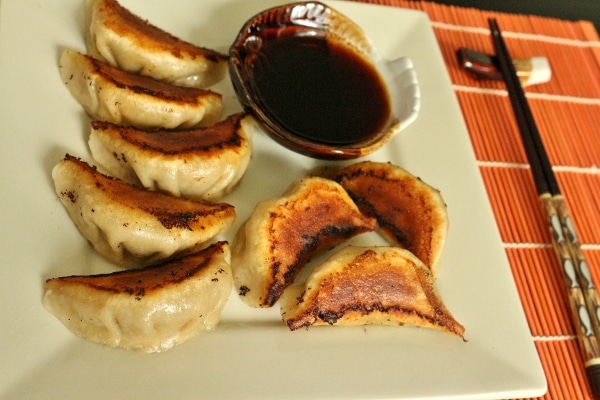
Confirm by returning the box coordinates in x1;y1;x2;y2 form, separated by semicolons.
488;18;600;399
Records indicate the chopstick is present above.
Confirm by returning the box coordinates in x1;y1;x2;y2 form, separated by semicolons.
488;18;600;399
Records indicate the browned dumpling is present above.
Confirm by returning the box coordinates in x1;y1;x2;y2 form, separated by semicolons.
231;177;377;308
89;113;254;201
334;161;448;275
43;242;232;353
59;49;223;129
280;245;465;338
86;0;228;89
52;155;235;268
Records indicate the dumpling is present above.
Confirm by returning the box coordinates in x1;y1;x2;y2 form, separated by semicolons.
59;49;223;129
86;0;228;88
280;245;465;338
231;177;377;308
52;154;235;268
333;161;448;275
43;241;232;353
88;112;253;201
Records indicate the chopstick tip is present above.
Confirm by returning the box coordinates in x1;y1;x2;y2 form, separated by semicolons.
586;363;600;400
488;17;499;32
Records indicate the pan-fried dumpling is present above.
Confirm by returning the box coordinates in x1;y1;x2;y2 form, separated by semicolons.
59;49;223;129
88;113;253;201
52;155;235;268
231;177;377;308
280;245;465;338
43;241;232;353
334;161;448;275
86;0;228;88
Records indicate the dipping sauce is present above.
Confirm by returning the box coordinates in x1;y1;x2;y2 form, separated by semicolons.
249;35;391;145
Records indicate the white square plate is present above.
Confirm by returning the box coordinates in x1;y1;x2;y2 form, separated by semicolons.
0;0;546;398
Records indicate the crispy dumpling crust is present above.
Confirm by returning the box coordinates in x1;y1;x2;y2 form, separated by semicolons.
59;49;223;129
280;246;464;337
86;0;228;88
333;161;448;275
88;112;253;201
52;155;235;268
231;177;377;308
43;241;232;353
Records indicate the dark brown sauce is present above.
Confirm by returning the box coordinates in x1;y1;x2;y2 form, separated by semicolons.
249;35;391;145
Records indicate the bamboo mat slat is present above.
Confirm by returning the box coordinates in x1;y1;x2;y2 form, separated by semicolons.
456;91;600;167
529;340;592;400
478;166;550;244
506;247;576;336
351;0;600;398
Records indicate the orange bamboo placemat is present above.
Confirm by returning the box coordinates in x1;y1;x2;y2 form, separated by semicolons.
352;0;600;399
